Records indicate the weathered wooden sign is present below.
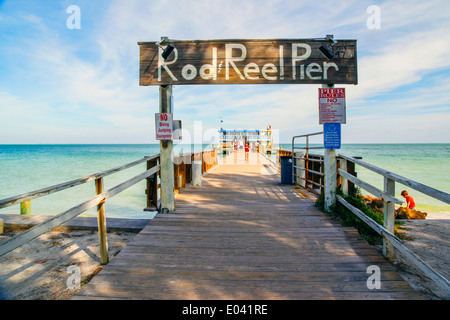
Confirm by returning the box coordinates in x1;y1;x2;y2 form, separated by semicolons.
138;39;357;86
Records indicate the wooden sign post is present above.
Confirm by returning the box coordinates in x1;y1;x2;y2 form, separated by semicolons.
323;83;337;212
159;85;175;213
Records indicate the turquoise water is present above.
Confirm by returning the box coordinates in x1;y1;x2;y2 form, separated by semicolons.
0;144;212;219
0;144;449;218
279;143;450;213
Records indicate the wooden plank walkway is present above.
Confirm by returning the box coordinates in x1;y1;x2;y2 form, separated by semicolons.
75;150;424;300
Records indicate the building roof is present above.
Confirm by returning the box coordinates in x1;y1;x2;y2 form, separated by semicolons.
218;129;260;133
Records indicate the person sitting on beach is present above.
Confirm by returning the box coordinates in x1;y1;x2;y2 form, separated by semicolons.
401;190;416;210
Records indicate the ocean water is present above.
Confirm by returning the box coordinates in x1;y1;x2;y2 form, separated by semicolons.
278;143;450;213
0;144;212;219
0;144;449;219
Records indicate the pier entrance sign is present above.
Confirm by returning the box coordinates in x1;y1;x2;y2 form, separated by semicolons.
155;113;173;140
319;88;346;124
139;39;357;86
140;37;358;214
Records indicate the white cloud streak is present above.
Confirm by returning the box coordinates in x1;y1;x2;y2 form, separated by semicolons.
0;0;449;143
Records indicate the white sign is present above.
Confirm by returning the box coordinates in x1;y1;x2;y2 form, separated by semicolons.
172;120;182;140
319;88;346;124
155;113;173;140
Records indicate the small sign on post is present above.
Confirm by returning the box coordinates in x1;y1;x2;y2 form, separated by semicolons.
155;113;173;140
172;120;182;140
324;123;341;149
319;88;346;124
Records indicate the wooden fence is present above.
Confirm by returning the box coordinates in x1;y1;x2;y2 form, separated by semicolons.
338;154;450;298
277;136;450;298
173;149;218;196
0;149;218;265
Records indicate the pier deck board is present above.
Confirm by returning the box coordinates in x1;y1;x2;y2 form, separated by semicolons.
75;151;423;300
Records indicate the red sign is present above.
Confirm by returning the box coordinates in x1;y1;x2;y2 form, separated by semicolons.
318;88;346;124
155;113;173;140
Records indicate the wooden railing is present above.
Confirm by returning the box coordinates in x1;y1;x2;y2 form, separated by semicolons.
0;155;160;264
173;149;218;195
0;148;219;264
338;154;450;298
277;148;358;196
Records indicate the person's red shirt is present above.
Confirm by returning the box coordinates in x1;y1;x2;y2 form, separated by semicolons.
405;195;415;208
245;145;249;153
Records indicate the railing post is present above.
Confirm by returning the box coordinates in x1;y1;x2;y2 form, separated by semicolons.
292;151;297;185
144;158;159;211
340;158;348;195
383;177;395;259
192;152;202;186
95;177;109;265
299;152;306;188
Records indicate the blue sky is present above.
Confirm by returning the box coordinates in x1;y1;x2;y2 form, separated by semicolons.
0;0;449;144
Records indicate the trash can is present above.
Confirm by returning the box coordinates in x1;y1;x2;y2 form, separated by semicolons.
279;156;293;184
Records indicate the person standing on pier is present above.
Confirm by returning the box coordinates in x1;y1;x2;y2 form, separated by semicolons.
401;190;416;210
245;143;250;162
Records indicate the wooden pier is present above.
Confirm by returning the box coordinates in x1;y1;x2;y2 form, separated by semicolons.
74;150;423;300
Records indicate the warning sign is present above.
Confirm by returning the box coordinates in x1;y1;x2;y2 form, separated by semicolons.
155;113;173;140
319;88;346;124
324;123;341;149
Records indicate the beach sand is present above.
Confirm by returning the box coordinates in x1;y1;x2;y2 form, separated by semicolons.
0;212;448;300
390;211;450;300
0;228;137;300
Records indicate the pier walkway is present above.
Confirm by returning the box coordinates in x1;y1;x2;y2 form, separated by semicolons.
75;150;423;299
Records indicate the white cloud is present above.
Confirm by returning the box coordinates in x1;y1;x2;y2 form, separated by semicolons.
0;0;449;143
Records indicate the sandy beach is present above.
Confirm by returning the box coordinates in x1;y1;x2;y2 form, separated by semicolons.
391;212;450;300
0;228;137;300
0;211;448;300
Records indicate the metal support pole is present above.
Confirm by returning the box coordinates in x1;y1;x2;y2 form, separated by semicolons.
159;85;175;213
